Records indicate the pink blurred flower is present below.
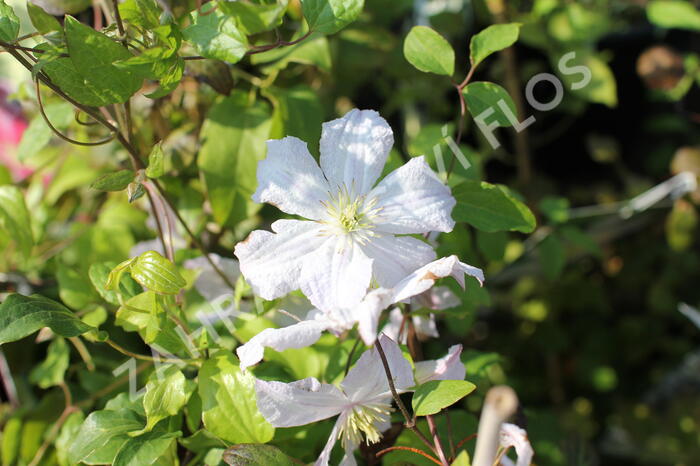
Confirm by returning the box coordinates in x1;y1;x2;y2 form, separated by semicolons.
0;84;30;181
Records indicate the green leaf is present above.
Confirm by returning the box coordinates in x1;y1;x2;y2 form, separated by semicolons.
199;351;274;444
647;0;700;31
1;417;22;466
452;450;471;466
558;53;617;107
119;0;162;29
0;294;94;345
56;262;98;310
198;92;272;226
142;366;191;432
0;185;33;259
17;102;74;162
145;55;184;98
462;82;517;127
452;181;536;233
29;337;70;388
412;380;476;416
223;444;295;466
130;250;186;295
38;46;114;107
89;261;141;305
403;26;455;76
27;3;61;34
220;0;288;35
539;234;566;279
64;16;142;104
266;85;323;151
0;0;19;42
113;431;180;466
91;170;136;192
146;142;165;178
301;0;364;34
115;291;189;355
183;2;248;63
68;409;145;464
469;23;520;68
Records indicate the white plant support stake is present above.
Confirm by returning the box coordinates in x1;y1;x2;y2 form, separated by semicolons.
473;385;519;466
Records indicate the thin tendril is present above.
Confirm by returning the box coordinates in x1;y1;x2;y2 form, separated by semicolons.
35;79;116;146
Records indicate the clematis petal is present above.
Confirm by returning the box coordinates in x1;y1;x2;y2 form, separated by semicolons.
253;137;331;220
320;109;394;195
237;318;330;370
361;235;436;288
300;237;373;312
381;307;406;343
382;308;439;345
255;377;347;428
499;423;534;466
414;286;461;311
414;314;439;340
391;255;484;303
355;289;394;345
342;334;414;401
184;254;239;301
369;156;456;234
235;219;325;301
414;344;465;384
315;416;344;466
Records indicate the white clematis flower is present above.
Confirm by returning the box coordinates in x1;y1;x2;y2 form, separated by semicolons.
499;423;534;466
254;334;413;466
382;286;460;343
414;344;466;384
235;109;456;313
237;255;483;370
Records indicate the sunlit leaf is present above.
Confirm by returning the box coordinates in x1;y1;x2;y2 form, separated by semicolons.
301;0;364;34
469;23;520;68
452;181;536;233
412;380;476;416
404;26;455;76
0;294;94;345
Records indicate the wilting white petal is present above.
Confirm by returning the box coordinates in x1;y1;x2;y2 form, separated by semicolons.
414;344;465;385
414;286;461;311
339;439;359;466
355;289;394;344
414;314;439;340
392;256;484;303
237;318;330;370
500;423;534;466
255;377;347;428
315;416;344;466
382;308;439;345
253;137;331;220
184;254;239;301
361;235;436;288
320;109;394;195
301;237;373;312
342;334;414;401
369;156;455;234
235;219;325;301
382;307;404;343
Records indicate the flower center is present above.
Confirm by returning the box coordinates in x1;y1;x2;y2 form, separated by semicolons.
339;403;392;449
320;186;382;241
